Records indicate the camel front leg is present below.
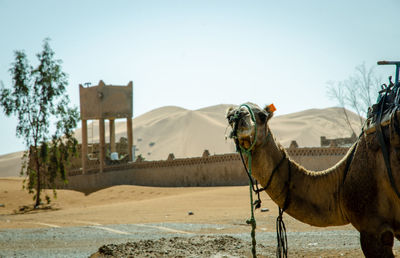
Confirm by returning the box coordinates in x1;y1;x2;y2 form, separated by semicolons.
360;230;394;258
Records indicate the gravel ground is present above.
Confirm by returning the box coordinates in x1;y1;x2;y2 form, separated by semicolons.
1;223;400;257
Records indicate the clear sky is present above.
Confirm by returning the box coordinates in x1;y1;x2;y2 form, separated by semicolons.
0;0;399;155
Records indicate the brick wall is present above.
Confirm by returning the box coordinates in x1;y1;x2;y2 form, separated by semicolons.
63;147;349;191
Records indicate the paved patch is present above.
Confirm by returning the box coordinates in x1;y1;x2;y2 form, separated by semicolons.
0;223;399;257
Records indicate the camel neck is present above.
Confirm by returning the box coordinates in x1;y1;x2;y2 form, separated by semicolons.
250;129;349;227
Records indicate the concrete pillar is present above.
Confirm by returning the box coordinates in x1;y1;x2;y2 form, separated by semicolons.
109;119;116;153
81;119;88;174
127;117;133;161
99;118;105;172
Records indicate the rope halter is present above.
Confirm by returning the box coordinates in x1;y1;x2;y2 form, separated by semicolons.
229;103;258;154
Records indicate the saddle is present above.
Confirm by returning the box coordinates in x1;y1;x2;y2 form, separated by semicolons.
365;75;400;134
363;61;400;199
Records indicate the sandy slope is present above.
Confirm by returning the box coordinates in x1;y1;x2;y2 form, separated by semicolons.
0;151;24;178
270;107;363;147
72;104;363;161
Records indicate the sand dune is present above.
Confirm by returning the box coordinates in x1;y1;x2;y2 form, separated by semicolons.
0;151;24;178
73;104;363;161
0;104;363;177
270;107;363;147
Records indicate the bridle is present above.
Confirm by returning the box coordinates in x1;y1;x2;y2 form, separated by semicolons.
229;104;287;202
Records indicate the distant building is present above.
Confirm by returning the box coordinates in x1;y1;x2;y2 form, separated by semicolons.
289;140;299;149
320;133;357;148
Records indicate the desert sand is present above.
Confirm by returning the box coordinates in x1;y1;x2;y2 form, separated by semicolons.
0;177;353;233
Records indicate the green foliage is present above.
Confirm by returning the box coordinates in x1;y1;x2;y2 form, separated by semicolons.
136;154;145;161
0;39;79;208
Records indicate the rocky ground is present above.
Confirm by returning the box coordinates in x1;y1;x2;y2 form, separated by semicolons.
93;235;251;258
92;231;400;258
91;233;364;258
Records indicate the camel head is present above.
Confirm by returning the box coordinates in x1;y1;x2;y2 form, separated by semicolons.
226;102;274;150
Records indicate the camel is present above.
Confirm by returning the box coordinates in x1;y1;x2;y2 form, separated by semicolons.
226;103;400;258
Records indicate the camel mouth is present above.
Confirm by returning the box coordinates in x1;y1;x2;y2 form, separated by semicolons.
237;134;253;149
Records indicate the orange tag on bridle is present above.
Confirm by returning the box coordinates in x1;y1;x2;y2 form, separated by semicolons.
268;103;276;113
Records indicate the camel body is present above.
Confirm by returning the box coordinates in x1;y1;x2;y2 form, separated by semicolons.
227;103;400;258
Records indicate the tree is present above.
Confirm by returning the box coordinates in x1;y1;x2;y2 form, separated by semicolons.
326;62;382;135
0;39;79;208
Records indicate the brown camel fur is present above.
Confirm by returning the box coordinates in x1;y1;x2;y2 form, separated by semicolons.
226;103;400;258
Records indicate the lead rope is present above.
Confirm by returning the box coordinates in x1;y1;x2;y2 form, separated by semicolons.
276;208;288;257
245;152;257;258
233;104;289;258
235;104;258;258
276;160;291;258
239;140;288;258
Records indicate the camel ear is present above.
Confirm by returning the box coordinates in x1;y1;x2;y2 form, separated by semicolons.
258;111;268;123
226;106;235;117
264;104;276;121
